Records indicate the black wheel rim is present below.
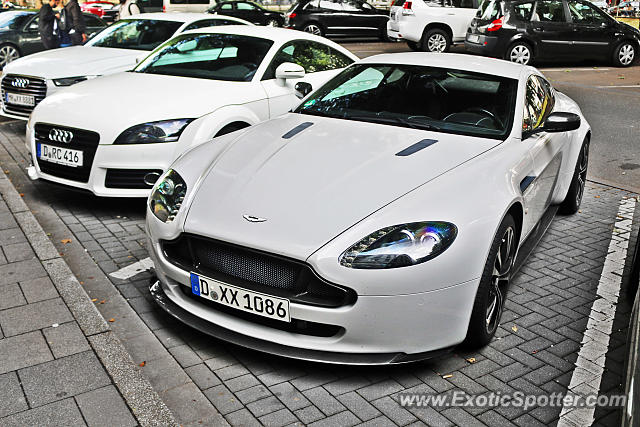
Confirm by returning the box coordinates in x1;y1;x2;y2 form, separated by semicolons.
576;140;589;207
486;226;515;334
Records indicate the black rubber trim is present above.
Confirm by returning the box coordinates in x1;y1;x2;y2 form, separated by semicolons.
149;280;453;365
395;139;437;156
519;175;536;193
282;122;313;139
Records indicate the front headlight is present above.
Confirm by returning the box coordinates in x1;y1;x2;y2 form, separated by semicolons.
114;119;194;145
52;75;99;86
339;222;457;269
149;169;187;223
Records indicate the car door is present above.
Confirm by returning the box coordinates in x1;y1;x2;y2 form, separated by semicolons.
530;0;574;58
521;75;567;225
316;0;348;35
567;0;617;58
260;40;354;116
217;2;237;17
236;2;263;24
342;0;382;36
19;15;43;55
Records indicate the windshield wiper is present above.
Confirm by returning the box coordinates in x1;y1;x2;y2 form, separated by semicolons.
348;115;441;131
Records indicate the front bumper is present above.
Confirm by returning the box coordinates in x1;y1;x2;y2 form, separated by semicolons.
148;233;479;363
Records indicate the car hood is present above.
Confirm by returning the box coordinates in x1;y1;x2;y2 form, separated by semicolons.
3;46;143;79
183;114;501;259
32;72;264;141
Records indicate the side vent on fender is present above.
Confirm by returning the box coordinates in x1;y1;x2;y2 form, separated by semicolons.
282;122;313;139
520;176;536;193
395;139;438;156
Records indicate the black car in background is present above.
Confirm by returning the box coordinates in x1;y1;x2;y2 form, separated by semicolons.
209;1;285;26
465;0;640;66
623;227;640;426
285;0;389;39
0;10;106;68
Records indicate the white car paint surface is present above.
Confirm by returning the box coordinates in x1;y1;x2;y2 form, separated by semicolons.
146;53;592;364
25;26;358;197
1;13;252;120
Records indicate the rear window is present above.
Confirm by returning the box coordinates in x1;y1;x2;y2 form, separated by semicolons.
512;1;534;19
476;0;503;18
392;0;406;6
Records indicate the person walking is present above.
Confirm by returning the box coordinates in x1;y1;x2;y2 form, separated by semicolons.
118;0;142;19
39;0;60;49
61;0;86;46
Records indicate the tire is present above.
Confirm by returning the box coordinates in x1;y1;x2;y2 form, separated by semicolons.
559;137;590;215
612;41;636;67
266;18;279;27
0;44;20;69
379;27;390;42
506;41;533;65
303;22;323;37
463;214;517;349
407;40;420;51
420;28;450;52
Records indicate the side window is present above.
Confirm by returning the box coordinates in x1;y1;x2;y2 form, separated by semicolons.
568;0;608;24
84;15;104;28
26;17;39;31
318;0;344;10
303;0;320;9
237;2;256;9
445;0;475;8
534;0;567;22
220;3;233;9
342;0;361;11
513;1;535;20
263;40;354;80
523;75;555;133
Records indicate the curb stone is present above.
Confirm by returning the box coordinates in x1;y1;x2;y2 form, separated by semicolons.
0;168;178;426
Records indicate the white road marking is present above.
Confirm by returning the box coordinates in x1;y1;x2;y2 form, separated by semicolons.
540;68;611;72
596;85;640;89
109;257;155;280
558;196;637;427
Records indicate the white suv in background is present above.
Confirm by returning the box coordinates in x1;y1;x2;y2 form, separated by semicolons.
387;0;480;52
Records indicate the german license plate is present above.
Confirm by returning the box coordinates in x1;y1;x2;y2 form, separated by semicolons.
190;272;291;322
6;92;35;106
37;143;83;167
467;34;480;43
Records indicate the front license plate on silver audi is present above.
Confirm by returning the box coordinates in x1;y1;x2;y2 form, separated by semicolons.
190;272;291;322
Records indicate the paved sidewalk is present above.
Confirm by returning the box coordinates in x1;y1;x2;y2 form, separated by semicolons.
0;169;176;426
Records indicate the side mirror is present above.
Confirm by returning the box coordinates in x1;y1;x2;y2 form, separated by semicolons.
542;112;581;133
275;62;305;86
294;81;313;99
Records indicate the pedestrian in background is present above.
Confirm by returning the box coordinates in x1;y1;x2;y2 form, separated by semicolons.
118;0;142;19
39;0;60;49
60;0;87;46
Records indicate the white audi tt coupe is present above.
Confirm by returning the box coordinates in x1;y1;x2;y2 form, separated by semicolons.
147;53;590;364
2;13;252;120
25;26;357;196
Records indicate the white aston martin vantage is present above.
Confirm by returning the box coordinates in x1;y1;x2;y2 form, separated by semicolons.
25;26;357;196
2;13;252;120
146;53;591;364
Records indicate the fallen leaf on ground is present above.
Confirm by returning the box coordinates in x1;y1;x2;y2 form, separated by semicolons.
466;358;476;363
79;281;84;285
108;318;115;322
442;374;453;379
139;361;146;367
91;298;97;302
99;300;106;304
19;193;24;197
61;239;72;244
512;325;518;332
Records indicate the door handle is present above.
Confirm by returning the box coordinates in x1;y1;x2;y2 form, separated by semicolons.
533;26;543;31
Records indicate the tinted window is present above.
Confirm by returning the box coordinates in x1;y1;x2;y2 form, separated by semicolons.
135;33;273;81
477;0;502;18
513;1;535;20
523;75;555;133
84;14;104;27
319;0;344;10
0;11;33;30
183;18;245;30
568;0;608;23
445;0;475;8
87;19;182;50
237;2;256;9
220;2;233;8
263;40;354;79
534;0;567;21
296;64;518;140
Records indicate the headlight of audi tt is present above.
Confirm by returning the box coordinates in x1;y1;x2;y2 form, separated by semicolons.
52;75;99;86
340;222;457;269
149;169;186;223
114;119;194;145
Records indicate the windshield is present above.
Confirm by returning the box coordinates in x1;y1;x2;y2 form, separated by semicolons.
86;19;182;50
0;11;32;29
295;64;518;140
134;33;273;82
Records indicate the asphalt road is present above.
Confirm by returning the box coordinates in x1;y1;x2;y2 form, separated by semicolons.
339;40;640;193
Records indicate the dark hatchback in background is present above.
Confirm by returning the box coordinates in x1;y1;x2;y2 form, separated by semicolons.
285;0;389;39
209;0;285;26
0;10;106;68
465;0;640;66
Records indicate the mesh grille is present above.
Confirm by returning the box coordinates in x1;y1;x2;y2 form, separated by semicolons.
192;240;298;290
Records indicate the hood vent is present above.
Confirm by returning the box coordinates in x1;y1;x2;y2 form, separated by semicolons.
396;139;438;157
282;122;313;139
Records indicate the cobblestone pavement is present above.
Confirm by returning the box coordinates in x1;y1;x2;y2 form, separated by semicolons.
1;114;639;427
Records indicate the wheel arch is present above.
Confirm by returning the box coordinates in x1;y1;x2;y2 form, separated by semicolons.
422;23;453;42
506;36;537;57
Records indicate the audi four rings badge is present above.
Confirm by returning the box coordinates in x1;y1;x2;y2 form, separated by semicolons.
49;128;74;144
11;78;29;88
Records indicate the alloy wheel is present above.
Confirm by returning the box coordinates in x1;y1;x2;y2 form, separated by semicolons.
304;24;322;36
619;43;635;66
575;140;589;207
0;45;19;68
486;226;515;334
427;34;447;52
509;45;530;65
267;19;278;27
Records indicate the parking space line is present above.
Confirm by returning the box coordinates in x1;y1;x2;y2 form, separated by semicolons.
109;257;154;280
596;85;640;89
540;68;611;72
558;196;637;427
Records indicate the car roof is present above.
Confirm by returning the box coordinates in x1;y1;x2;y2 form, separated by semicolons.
359;53;531;79
126;12;222;23
182;25;336;44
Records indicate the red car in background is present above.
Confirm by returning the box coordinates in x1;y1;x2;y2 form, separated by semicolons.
80;1;119;23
